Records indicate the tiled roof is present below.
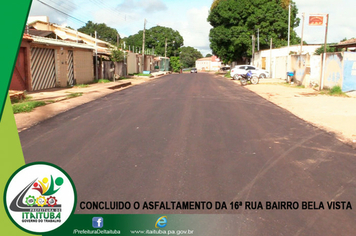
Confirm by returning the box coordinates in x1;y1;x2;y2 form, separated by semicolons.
333;38;356;47
197;57;212;61
23;34;33;41
338;38;356;45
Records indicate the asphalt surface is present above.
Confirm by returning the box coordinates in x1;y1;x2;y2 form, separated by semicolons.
20;73;356;235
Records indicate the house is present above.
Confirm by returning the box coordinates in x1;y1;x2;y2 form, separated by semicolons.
10;33;95;91
195;56;221;72
332;38;356;52
153;57;170;72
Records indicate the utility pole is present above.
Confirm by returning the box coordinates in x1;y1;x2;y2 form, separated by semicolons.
270;37;273;78
300;13;305;55
117;34;120;48
257;28;260;51
164;38;167;71
95;31;98;80
252;35;255;65
320;14;329;91
142;19;147;73
287;3;291;79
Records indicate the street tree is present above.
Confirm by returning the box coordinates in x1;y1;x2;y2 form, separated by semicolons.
179;46;203;68
124;26;184;58
208;0;301;63
78;21;119;45
314;44;336;55
170;57;183;72
205;53;213;57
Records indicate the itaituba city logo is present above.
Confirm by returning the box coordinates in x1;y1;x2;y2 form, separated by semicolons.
4;162;76;234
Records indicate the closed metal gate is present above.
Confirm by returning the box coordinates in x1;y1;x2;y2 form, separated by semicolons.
10;47;27;90
31;47;56;90
67;50;74;86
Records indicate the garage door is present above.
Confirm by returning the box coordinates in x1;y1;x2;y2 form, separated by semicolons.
31;47;56;91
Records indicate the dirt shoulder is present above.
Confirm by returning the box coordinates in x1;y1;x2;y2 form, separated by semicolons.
239;81;356;148
14;77;157;132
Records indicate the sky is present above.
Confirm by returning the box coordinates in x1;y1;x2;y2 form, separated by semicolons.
29;0;356;57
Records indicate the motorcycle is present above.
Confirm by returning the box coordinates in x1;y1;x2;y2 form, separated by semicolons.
237;70;259;86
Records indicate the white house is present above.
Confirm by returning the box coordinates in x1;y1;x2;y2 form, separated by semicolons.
195;56;222;71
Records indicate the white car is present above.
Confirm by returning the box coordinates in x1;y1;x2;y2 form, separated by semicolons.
230;65;269;79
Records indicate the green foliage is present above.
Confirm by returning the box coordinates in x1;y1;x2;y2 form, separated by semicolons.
74;84;90;88
314;45;336;55
179;46;203;68
123;26;184;57
12;101;46;114
93;79;111;83
208;0;301;63
224;72;231;78
134;73;152;77
78;21;119;45
66;92;83;98
205;53;213;57
111;49;124;62
170;57;182;72
320;86;348;96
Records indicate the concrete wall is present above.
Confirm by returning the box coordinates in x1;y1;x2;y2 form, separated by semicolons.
275;56;288;79
253;45;322;79
342;52;356;92
127;52;138;74
323;53;343;89
73;50;94;84
310;55;321;86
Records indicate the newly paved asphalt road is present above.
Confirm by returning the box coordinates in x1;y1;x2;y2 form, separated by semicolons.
20;73;356;235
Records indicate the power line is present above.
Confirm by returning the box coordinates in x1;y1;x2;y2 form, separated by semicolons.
36;0;87;24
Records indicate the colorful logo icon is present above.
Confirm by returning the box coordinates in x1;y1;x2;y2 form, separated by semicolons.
4;162;76;234
92;217;104;228
155;216;167;228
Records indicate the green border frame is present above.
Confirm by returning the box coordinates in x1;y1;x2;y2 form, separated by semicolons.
0;0;33;121
3;162;77;235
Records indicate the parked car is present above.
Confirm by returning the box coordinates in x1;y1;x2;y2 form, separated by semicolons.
190;68;197;73
230;65;269;79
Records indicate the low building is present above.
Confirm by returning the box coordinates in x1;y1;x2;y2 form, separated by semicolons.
253;44;322;79
10;34;95;91
195;56;221;72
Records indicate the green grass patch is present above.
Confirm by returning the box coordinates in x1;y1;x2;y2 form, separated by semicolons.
74;84;90;88
320;85;348;97
66;92;83;98
224;72;231;78
134;73;152;77
117;77;130;80
93;79;111;83
12;101;47;114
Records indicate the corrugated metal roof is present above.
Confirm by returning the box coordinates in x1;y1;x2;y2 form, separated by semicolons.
30;35;95;50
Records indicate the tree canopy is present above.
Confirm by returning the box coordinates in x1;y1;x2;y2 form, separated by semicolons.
179;46;203;68
124;26;184;58
78;21;119;45
207;0;301;63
